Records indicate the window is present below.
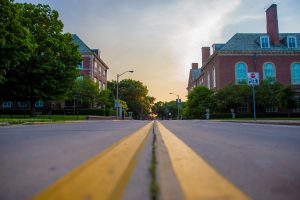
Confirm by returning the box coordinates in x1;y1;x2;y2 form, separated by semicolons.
212;68;216;88
291;63;300;84
18;102;27;108
235;62;247;84
260;36;270;48
76;75;83;81
263;63;276;80
3;101;11;108
207;74;210;89
287;36;297;48
35;100;44;108
238;102;248;113
77;61;83;69
266;106;278;113
293;97;300;113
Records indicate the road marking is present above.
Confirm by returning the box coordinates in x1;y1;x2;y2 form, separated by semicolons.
32;121;153;200
156;121;250;200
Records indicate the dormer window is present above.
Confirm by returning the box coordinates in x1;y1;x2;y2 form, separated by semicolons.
260;36;270;48
287;36;297;48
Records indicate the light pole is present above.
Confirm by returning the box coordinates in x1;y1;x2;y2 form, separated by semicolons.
116;70;134;119
169;92;180;120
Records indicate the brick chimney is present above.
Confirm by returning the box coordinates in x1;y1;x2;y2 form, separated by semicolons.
266;4;280;45
202;47;210;65
191;63;198;69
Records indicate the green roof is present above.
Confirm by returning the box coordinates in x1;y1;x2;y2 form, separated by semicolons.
218;33;300;51
72;34;97;54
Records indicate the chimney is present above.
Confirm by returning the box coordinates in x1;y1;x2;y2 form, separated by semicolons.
266;4;280;45
191;63;198;69
202;47;210;65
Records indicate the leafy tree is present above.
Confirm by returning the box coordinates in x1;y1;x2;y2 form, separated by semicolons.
107;79;155;119
256;79;283;110
68;78;100;108
0;3;81;114
0;0;35;83
183;86;215;119
279;85;296;117
215;84;251;112
98;89;114;109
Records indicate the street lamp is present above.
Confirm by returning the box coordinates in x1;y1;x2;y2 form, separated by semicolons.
116;70;134;119
169;92;180;120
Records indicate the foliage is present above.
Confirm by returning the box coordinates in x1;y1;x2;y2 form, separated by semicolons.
68;78;100;108
183;86;215;119
256;79;282;109
215;84;251;112
98;89;114;109
152;101;181;119
107;79;155;119
0;3;81;114
0;0;35;83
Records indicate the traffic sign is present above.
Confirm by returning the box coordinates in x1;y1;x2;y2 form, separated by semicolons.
247;72;259;85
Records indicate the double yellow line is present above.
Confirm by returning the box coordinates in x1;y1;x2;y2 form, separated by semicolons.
33;121;250;200
33;121;153;200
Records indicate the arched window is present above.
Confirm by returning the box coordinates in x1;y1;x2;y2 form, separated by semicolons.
291;63;300;84
263;63;276;80
235;62;247;84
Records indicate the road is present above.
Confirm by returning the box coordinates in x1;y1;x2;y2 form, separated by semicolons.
0;121;149;200
160;120;300;200
0;120;300;200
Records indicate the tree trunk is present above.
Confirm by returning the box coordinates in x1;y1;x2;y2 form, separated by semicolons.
30;100;35;117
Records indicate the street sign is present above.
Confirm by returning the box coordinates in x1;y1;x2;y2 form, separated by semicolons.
247;72;259;85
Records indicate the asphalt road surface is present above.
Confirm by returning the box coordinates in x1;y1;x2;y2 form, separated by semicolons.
0;121;148;200
1;120;300;200
160;120;300;200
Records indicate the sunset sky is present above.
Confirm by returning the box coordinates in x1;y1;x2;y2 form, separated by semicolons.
15;0;300;102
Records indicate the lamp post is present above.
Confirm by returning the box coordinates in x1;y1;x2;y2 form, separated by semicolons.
169;92;180;120
116;70;134;119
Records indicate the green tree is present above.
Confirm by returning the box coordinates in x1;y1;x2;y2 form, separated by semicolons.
0;3;81;114
215;84;251;112
107;79;155;119
183;86;215;119
98;89;114;109
256;79;283;111
0;0;35;83
279;85;296;117
69;79;100;108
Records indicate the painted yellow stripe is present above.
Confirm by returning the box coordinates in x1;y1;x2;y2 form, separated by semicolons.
32;121;153;200
156;121;250;200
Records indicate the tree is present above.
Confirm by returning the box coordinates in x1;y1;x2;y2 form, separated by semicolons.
215;84;251;112
256;79;283;111
107;79;155;119
183;86;215;119
279;85;296;117
68;79;100;108
98;89;114;109
0;0;35;83
0;3;81;114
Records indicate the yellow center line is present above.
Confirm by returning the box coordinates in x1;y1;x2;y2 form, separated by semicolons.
32;121;154;200
156;121;251;200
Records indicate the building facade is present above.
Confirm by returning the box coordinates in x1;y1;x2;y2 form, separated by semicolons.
72;34;109;90
187;4;300;112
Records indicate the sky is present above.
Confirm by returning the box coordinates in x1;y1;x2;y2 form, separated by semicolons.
15;0;300;102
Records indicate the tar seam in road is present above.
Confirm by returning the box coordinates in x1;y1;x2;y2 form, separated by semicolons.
149;124;158;200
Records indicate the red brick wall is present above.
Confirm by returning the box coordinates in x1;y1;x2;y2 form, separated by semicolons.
217;54;300;89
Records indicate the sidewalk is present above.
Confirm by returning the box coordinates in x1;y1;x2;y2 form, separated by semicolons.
212;119;300;126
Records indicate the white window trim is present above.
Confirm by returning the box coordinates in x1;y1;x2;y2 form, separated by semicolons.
207;74;210;89
212;68;216;88
287;36;297;48
260;36;270;48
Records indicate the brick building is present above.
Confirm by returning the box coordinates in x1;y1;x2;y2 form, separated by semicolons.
187;4;300;112
72;34;108;90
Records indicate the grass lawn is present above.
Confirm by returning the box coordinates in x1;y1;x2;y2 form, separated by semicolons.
0;115;87;125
